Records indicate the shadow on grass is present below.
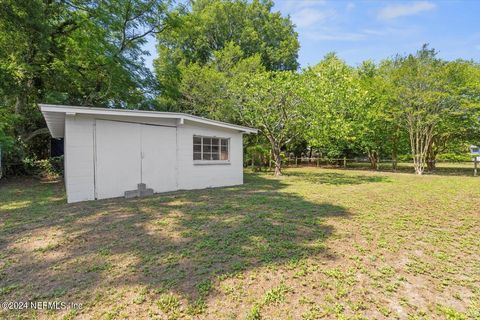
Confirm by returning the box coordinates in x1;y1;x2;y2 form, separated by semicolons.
284;170;390;185
0;173;350;314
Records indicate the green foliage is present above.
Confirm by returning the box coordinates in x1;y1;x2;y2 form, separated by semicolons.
1;0;479;179
174;45;265;123
21;156;64;178
302;53;361;155
246;144;271;167
157;293;181;314
388;45;480;173
263;283;291;305
0;0;172;174
0;108;15;150
231;70;307;174
154;0;299;108
355;60;399;167
437;153;471;162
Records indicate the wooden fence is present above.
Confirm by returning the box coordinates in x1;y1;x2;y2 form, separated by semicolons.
246;157;480;176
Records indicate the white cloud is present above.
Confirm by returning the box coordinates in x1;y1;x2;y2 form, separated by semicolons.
291;8;335;28
346;2;355;11
304;25;419;42
378;1;436;20
279;0;327;12
305;31;367;42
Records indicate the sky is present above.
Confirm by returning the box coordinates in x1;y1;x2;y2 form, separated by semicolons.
142;0;480;70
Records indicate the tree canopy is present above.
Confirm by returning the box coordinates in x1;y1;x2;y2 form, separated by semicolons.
154;0;299;109
0;0;172;167
1;0;479;177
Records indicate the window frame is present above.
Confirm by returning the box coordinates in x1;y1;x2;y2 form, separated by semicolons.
193;135;230;165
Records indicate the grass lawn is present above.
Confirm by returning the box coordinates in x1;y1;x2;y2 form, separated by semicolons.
0;168;479;319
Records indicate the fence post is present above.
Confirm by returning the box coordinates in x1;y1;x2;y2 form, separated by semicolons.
316;158;319;167
343;156;347;168
475;157;478;177
295;157;298;167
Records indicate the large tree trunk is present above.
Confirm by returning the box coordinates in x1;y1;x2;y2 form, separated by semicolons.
15;94;25;115
14;93;28;140
267;137;282;176
367;149;379;170
391;130;398;171
426;140;437;172
409;121;434;175
273;147;282;176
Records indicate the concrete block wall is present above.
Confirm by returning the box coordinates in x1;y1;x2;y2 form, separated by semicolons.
64;114;95;203
176;121;244;190
64;115;245;203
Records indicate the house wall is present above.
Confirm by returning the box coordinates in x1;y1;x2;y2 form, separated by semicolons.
177;121;244;190
64;114;95;203
64;115;245;203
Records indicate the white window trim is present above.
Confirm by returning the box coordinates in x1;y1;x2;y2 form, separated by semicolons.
193;135;230;164
193;160;231;165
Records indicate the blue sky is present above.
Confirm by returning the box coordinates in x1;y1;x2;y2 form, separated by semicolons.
142;0;480;70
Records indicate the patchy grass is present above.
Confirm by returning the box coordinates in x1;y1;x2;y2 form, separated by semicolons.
0;168;479;319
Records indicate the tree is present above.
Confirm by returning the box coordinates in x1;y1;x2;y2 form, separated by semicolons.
391;45;479;175
302;53;361;159
424;60;480;170
176;42;265;121
231;70;306;176
355;60;402;170
154;0;299;109
0;0;172;168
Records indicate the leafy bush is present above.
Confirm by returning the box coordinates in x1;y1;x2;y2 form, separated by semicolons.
22;156;64;178
245;144;271;169
437;153;471;162
397;154;413;162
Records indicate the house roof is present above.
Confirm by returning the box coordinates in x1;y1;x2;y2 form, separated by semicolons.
40;104;258;138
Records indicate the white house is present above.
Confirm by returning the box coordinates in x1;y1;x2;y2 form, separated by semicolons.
40;104;257;203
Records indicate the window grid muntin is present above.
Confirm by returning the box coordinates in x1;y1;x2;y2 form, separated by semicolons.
193;136;229;161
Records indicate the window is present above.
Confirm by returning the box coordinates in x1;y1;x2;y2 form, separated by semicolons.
193;136;229;161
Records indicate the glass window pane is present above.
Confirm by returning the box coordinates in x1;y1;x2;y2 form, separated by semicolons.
221;150;229;160
193;136;229;161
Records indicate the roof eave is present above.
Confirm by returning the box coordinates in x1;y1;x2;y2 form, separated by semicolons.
39;104;258;135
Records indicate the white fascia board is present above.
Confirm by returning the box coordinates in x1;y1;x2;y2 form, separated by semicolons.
39;104;258;134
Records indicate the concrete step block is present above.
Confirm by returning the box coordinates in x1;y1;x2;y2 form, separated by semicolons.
125;190;139;198
139;188;154;197
138;183;147;191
